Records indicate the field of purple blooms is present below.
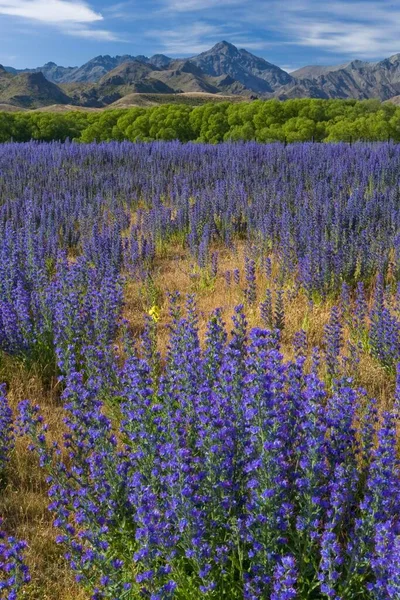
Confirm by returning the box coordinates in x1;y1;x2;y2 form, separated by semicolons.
0;140;400;599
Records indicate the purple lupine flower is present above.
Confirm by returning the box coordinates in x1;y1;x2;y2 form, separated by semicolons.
260;289;273;329
294;368;329;546
0;531;31;598
324;306;343;379
348;411;400;590
394;362;400;415
353;281;368;334
0;389;30;597
265;256;272;280
274;290;285;331
244;257;257;305
242;328;291;598
293;330;307;359
0;385;13;475
271;556;297;600
368;520;400;599
211;251;218;278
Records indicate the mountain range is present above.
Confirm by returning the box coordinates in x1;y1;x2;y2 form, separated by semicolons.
3;41;400;109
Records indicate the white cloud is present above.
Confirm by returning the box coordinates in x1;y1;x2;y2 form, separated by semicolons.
103;1;142;19
0;0;124;42
0;0;102;23
0;53;17;62
146;15;270;56
67;25;122;41
104;0;132;12
161;0;400;60
262;0;400;59
166;0;244;11
230;40;276;51
280;65;301;73
148;21;225;55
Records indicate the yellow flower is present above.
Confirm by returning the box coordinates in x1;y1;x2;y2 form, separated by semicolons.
148;305;160;322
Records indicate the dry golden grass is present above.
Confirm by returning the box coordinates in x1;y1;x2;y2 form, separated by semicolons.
0;241;397;598
124;240;396;405
0;357;89;599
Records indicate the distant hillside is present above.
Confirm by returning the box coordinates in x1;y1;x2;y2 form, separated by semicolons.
62;62;175;107
109;91;247;108
60;57;251;108
0;103;25;112
30;104;100;113
0;71;71;108
386;94;400;105
0;64;14;84
147;60;249;95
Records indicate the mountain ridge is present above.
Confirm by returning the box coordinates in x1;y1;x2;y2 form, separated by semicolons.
4;42;400;109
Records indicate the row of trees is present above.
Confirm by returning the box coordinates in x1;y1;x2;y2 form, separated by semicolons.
2;98;400;143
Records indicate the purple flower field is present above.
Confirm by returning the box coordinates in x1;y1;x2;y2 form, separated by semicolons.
0;140;400;598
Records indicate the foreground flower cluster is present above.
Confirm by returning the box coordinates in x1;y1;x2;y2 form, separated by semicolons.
0;386;30;598
14;300;400;599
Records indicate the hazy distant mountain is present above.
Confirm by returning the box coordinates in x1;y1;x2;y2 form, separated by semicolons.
148;55;173;69
5;42;400;109
288;56;400;100
4;61;76;83
5;54;174;84
290;63;353;79
4;66;18;75
0;65;11;78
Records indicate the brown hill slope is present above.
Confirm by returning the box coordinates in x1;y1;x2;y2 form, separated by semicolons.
0;71;71;108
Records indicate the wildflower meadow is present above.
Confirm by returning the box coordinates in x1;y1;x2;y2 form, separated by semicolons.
0;140;400;599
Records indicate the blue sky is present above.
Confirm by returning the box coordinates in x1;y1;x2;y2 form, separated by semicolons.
1;0;400;71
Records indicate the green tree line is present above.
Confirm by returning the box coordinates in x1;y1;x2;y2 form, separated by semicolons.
2;98;400;143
